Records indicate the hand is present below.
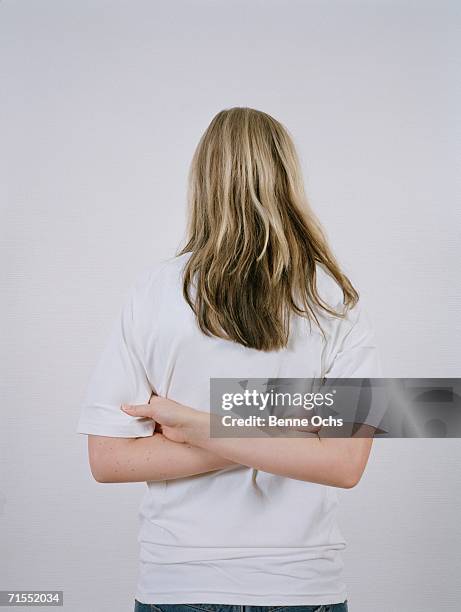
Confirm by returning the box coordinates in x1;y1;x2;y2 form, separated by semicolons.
121;395;208;444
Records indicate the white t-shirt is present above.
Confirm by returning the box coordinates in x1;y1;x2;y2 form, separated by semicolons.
76;252;382;606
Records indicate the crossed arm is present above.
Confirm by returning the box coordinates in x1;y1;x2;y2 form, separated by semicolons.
87;395;374;489
88;431;237;483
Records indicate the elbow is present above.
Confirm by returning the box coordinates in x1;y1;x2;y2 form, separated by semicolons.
87;435;123;483
298;466;364;488
338;473;361;489
86;435;139;483
335;441;372;489
88;448;117;483
336;464;364;489
89;461;113;483
92;473;112;484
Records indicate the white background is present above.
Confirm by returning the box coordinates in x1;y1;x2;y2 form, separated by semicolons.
1;1;460;611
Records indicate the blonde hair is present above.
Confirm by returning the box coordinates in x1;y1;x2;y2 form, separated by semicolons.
177;107;358;351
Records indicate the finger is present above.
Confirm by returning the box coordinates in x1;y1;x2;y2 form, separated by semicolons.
120;403;155;418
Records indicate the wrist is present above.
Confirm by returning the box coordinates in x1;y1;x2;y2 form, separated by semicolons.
184;409;210;447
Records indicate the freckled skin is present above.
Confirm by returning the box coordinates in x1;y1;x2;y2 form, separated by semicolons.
88;432;236;483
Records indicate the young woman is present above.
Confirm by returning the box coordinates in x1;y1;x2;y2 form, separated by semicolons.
77;107;382;612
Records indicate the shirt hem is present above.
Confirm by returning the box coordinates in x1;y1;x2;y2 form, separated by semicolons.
135;589;348;606
76;419;154;438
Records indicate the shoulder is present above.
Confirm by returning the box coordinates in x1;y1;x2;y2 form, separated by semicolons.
129;252;191;297
313;265;382;376
119;254;191;337
114;254;190;328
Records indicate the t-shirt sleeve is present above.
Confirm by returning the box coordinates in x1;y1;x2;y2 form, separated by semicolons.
323;300;383;379
76;272;155;438
322;300;385;429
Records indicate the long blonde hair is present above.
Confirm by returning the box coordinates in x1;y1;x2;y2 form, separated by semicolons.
177;107;358;351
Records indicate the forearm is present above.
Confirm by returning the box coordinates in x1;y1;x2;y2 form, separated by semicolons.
200;435;370;488
88;432;237;483
186;413;373;488
119;399;374;488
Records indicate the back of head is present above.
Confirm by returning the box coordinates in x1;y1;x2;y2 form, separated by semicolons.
178;106;358;351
